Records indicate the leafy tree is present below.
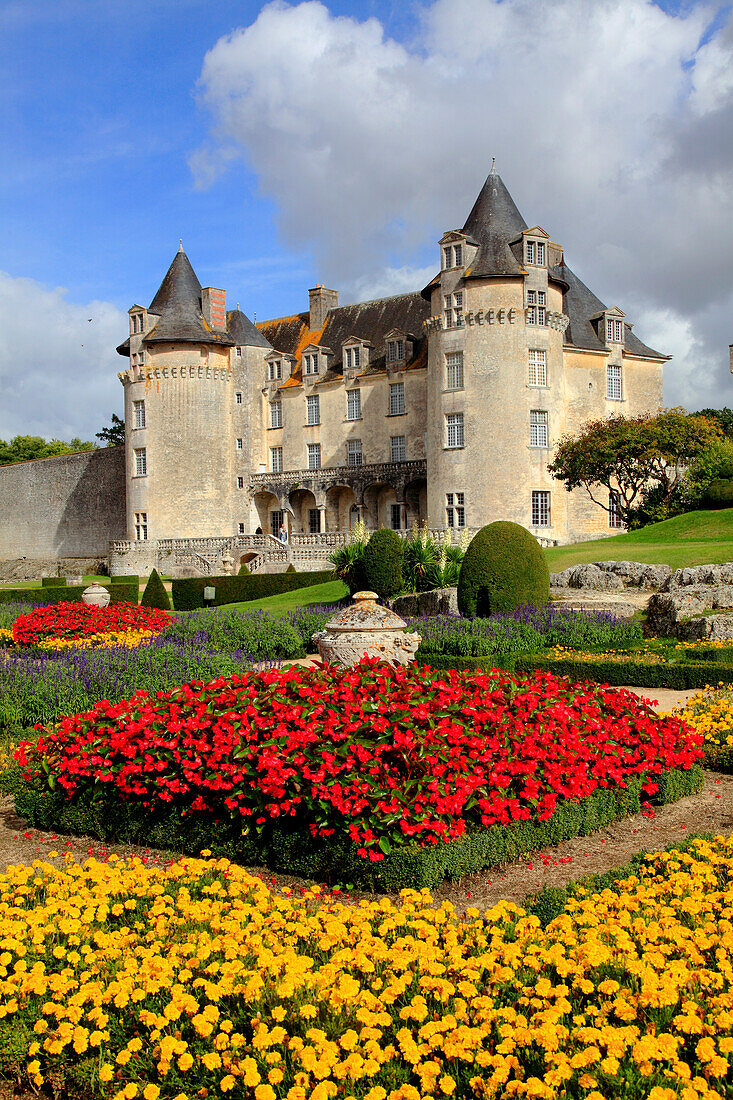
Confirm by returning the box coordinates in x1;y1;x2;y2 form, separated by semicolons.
692;407;733;439
0;435;95;466
548;409;722;526
96;413;125;447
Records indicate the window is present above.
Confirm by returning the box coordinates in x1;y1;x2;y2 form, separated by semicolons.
607;363;623;400
347;388;361;421
236;347;242;357
303;353;319;375
443;292;463;328
309;508;321;534
268;359;282;381
390;435;406;463
530;410;549;448
236;392;243;404
270;510;283;538
307;443;321;470
528;349;547;387
237;476;244;489
537;242;545;265
138;349;145;367
446;492;466;528
134;448;147;477
236;438;243;451
391;503;403;530
306;394;320;425
270;401;282;429
134;512;148;540
531;490;551;527
609;490;624;529
446;351;464;390
387;339;404;363
344;347;361;370
526;290;546;325
389;381;405;415
270;446;283;473
238;523;245;535
526;240;535;265
606;318;624;343
443;244;463;269
446;412;464;449
133;400;146;429
526;240;545;265
347;439;362;466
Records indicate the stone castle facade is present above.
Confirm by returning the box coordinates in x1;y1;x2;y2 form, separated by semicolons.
114;166;666;568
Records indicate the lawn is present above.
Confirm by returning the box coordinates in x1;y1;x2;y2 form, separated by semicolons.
186;578;348;615
545;507;733;571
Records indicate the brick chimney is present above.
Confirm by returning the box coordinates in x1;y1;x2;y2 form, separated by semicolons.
309;285;338;331
202;287;227;331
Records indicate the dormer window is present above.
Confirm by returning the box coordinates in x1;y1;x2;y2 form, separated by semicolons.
525;240;545;266
344;347;360;370
606;318;624;343
303;353;319;375
387;339;404;363
129;310;146;335
442;243;464;270
267;359;283;381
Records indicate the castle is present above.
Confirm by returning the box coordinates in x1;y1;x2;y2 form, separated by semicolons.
0;165;668;576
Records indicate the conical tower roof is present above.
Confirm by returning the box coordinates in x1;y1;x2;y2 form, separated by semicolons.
143;246;234;346
227;307;272;349
461;166;527;278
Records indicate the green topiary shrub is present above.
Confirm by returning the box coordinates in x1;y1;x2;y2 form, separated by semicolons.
285;563;297;573
238;561;251;576
362;528;404;599
140;568;171;611
457;521;549;618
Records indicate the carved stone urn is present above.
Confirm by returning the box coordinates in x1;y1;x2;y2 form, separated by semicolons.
312;590;421;668
81;583;111;608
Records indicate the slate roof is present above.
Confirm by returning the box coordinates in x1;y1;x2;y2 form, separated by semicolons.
143;249;234;347
257;292;430;388
558;262;666;359
227;308;271;349
461;168;528;278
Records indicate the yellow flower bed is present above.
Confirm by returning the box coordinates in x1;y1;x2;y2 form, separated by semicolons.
667;686;733;756
545;642;731;665
0;627;14;647
1;839;733;1099
36;628;158;651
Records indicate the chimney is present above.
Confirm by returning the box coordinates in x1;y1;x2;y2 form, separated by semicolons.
309;285;338;331
730;344;733;375
202;287;227;331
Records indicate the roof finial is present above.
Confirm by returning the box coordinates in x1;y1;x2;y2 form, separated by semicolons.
490;157;496;174
236;302;240;311
178;239;184;253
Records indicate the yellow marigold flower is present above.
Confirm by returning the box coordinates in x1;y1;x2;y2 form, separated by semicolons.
143;1087;160;1100
202;1052;221;1071
124;1086;138;1100
255;1087;277;1100
99;1066;114;1083
438;1076;456;1095
220;1079;236;1094
177;1053;194;1072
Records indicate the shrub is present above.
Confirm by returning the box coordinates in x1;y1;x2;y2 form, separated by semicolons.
140;568;171;611
0;583;137;607
285;562;297;573
362;528;404;599
704;478;733;508
161;607;304;660
458;521;549;617
402;529;439;592
237;561;251;575
329;522;370;595
171;570;332;610
41;577;66;587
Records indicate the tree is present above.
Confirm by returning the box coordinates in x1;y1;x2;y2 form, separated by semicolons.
96;413;125;447
548;409;723;526
0;435;95;466
692;407;733;439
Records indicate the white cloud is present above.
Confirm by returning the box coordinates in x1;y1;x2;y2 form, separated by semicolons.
195;0;733;410
0;272;126;440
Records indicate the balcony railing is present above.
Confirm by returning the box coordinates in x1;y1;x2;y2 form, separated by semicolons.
251;458;427;488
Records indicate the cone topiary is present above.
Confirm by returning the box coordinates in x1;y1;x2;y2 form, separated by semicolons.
285;563;297;573
238;561;251;575
457;521;549;618
141;568;171;611
362;528;404;599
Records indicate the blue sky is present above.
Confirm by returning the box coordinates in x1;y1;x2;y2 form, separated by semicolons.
1;0;732;438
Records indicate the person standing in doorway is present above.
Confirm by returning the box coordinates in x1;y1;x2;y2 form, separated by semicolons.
279;523;288;544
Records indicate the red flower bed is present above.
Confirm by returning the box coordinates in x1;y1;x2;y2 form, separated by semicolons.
16;660;702;860
12;601;169;646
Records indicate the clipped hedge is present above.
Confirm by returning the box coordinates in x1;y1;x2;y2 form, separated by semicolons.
110;574;139;586
13;765;703;892
458;522;549;617
517;654;733;688
419;653;516;673
0;583;138;607
41;577;66;587
171;570;332;610
362;528;404;600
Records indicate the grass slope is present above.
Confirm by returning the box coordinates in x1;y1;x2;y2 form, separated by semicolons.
188;579;348;616
545;509;733;571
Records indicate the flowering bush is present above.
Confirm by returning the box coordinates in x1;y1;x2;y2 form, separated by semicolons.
1;838;733;1099
666;684;733;770
12;601;169;647
18;661;701;862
